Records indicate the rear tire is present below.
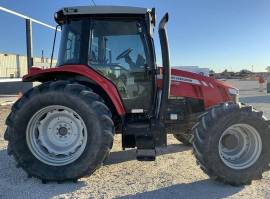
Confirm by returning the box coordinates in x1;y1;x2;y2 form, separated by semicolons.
4;80;114;182
192;103;270;186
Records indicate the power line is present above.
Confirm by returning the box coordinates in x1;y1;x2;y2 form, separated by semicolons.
0;6;60;31
91;0;96;6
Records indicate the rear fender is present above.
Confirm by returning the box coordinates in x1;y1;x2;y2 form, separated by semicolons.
23;65;125;116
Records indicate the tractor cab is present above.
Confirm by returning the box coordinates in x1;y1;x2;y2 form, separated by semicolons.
55;6;165;115
54;6;170;159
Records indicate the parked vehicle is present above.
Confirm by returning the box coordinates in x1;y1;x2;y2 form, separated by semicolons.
5;6;270;185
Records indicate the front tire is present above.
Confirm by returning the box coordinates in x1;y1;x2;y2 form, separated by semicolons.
4;81;114;182
192;103;270;186
173;132;192;146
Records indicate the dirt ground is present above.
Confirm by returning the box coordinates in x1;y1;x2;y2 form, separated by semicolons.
0;80;270;199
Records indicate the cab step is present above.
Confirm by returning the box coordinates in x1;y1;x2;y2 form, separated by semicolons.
136;149;156;161
136;134;156;161
123;119;166;161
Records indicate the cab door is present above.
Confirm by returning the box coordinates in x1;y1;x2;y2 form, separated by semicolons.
88;19;154;113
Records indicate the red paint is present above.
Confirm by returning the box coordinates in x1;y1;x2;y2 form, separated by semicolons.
157;68;235;108
24;65;236;115
23;65;126;116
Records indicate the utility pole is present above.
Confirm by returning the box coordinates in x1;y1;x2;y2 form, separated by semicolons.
41;50;44;63
26;19;33;70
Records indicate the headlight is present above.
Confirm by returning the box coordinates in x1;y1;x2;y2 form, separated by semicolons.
228;88;239;103
228;88;239;95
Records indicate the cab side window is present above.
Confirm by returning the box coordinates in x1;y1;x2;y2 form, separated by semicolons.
88;20;147;71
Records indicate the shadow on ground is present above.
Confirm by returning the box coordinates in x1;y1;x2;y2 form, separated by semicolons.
118;179;243;199
105;144;191;165
240;95;270;104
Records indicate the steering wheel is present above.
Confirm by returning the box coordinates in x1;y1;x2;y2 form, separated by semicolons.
116;48;133;60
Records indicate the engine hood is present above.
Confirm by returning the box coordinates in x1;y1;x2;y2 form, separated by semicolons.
157;67;239;108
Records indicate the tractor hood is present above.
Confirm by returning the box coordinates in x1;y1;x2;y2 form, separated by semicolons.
157;67;239;108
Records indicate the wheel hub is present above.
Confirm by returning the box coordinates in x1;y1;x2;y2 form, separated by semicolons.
59;127;68;136
26;105;88;166
218;124;262;170
221;134;238;150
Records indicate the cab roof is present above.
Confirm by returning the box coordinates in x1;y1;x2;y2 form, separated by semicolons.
60;6;150;16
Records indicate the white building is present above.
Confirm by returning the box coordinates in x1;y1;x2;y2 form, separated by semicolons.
0;52;57;78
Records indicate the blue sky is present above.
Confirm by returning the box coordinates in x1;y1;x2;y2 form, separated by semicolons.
1;0;270;72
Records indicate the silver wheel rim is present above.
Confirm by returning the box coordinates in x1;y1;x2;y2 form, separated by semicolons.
26;105;87;166
218;124;262;170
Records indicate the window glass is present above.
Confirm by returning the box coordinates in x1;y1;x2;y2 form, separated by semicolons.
57;20;82;66
88;20;147;73
57;19;153;113
88;20;152;112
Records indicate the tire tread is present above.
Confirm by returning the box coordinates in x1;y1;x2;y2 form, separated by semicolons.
5;80;115;182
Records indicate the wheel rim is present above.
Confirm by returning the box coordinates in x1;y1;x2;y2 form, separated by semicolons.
26;105;88;166
218;124;262;170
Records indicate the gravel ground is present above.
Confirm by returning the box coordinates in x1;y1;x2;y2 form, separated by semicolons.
0;80;270;199
0;95;18;106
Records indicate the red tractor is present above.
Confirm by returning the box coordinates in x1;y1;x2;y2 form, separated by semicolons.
4;6;270;185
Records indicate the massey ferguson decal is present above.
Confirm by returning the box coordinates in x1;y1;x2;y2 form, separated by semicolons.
157;74;212;87
171;75;201;85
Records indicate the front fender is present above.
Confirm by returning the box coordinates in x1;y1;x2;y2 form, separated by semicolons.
23;65;125;116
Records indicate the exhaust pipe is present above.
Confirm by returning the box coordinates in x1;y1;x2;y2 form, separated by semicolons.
158;13;171;120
